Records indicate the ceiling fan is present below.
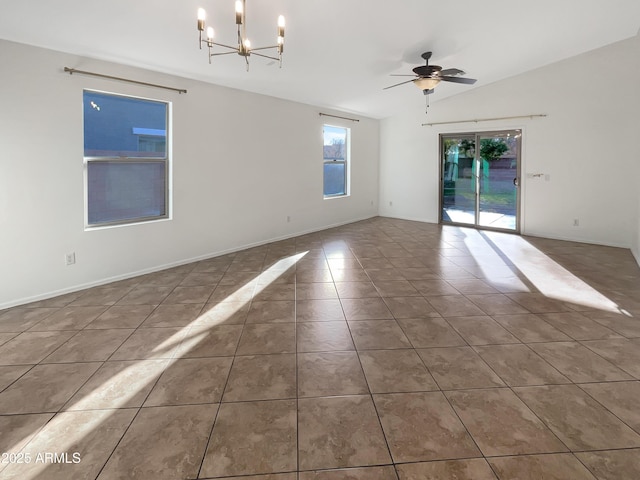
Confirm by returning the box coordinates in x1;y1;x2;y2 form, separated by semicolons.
384;51;477;95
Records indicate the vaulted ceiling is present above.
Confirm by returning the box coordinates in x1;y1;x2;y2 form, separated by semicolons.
1;1;639;118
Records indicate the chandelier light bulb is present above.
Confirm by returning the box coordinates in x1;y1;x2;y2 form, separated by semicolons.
235;1;244;24
277;15;285;37
207;27;214;40
244;38;251;50
197;8;206;31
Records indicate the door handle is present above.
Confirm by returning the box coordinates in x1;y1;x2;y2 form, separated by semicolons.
513;178;519;187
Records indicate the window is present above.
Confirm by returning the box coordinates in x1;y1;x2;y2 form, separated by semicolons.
323;125;349;198
83;90;169;227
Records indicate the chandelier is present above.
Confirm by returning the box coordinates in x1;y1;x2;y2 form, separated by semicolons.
197;0;285;70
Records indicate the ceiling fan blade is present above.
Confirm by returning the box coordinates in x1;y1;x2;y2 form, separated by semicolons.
440;68;465;76
383;79;417;90
440;76;477;85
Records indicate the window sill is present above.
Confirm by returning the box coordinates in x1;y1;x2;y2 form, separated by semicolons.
323;194;350;200
85;216;172;232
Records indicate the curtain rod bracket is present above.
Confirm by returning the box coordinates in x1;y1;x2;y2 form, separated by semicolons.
64;67;187;94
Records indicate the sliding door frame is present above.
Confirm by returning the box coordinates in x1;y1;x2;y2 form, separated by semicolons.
438;129;522;234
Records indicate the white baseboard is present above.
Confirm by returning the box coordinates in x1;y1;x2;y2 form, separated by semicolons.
378;214;438;224
632;247;640;268
1;214;377;310
521;229;630;250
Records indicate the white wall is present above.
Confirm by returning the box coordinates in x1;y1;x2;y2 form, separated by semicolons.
632;160;640;264
0;40;379;308
380;34;640;249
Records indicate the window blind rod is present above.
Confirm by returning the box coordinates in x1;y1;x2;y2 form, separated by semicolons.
64;67;187;94
422;114;546;127
319;113;360;122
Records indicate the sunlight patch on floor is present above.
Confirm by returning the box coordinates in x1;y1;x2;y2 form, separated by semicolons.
480;231;621;313
5;251;308;478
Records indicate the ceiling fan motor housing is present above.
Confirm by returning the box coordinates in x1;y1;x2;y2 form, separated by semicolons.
413;65;442;77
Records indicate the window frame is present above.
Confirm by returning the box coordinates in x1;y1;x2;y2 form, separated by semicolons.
322;124;350;199
83;89;171;229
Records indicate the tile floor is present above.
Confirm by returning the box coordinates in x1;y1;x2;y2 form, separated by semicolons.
1;217;640;479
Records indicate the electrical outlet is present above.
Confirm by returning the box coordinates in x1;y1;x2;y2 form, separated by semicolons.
65;252;76;265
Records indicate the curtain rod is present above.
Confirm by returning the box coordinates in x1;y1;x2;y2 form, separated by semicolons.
422;114;547;127
64;67;187;94
319;113;360;122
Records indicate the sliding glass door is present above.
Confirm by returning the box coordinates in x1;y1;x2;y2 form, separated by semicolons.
440;130;521;232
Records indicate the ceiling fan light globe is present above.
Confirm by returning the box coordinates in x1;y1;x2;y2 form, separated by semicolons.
413;77;441;90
